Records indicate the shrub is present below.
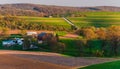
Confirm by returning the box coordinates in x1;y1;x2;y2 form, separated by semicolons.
20;30;27;36
76;39;87;56
57;42;66;53
93;50;104;57
23;36;31;50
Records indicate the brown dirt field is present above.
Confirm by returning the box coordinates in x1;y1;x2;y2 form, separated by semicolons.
0;54;70;69
0;50;119;69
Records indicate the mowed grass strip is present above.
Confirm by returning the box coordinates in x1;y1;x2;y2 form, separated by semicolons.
79;60;120;69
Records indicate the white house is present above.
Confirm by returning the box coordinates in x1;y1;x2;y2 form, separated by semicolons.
2;38;23;47
27;32;37;36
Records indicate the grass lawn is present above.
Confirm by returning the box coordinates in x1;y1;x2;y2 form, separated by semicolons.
55;31;67;36
80;60;120;69
59;38;79;56
55;38;104;57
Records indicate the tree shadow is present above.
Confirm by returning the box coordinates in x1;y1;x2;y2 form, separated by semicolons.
85;16;113;27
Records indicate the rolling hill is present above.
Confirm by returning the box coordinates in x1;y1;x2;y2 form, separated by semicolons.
0;3;120;16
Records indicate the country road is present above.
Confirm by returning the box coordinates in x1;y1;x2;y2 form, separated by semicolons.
0;50;119;69
62;17;79;30
62;17;75;26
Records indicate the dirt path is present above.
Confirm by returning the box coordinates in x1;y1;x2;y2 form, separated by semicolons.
0;50;119;69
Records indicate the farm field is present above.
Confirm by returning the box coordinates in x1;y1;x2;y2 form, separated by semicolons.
0;2;120;69
75;12;120;16
18;14;120;29
68;15;120;27
0;50;118;69
19;16;72;31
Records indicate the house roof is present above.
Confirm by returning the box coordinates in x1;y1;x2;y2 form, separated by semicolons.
38;32;46;37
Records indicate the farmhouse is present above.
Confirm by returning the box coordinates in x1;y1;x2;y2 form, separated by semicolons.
37;32;54;43
2;38;23;47
2;34;23;47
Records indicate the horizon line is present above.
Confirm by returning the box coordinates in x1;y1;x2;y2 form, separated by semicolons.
0;3;120;7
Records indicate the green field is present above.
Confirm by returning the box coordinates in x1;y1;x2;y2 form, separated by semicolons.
19;16;72;31
20;16;120;29
18;12;120;30
80;60;120;69
67;12;120;27
74;12;120;16
68;15;120;27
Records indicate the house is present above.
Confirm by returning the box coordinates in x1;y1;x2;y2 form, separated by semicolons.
37;32;53;43
49;16;53;18
27;32;37;36
2;40;16;47
2;38;23;47
37;32;47;43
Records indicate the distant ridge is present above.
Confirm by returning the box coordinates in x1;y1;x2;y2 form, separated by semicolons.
0;3;120;16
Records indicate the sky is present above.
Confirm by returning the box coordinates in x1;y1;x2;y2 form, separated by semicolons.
0;0;120;7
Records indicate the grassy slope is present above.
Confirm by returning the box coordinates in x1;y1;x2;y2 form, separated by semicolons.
18;12;120;29
80;60;120;69
19;16;71;30
75;12;120;16
69;16;120;27
69;12;120;27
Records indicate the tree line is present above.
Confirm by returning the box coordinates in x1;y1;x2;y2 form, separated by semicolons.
0;15;70;31
75;26;120;56
0;4;98;17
